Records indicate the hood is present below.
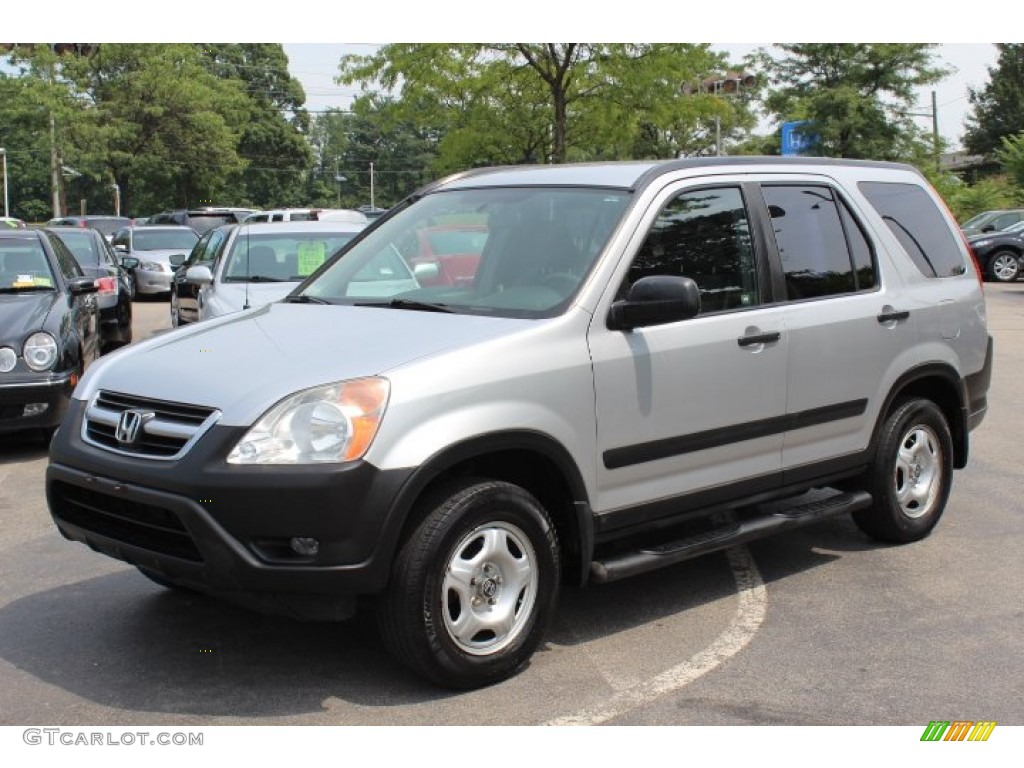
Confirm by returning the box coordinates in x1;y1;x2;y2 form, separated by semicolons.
76;302;535;425
206;282;298;318
132;248;189;264
0;292;57;345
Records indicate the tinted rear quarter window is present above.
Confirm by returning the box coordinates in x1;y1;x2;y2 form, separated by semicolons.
859;181;966;278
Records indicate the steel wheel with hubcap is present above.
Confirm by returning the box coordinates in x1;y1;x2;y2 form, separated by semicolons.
377;479;560;689
987;251;1020;282
853;398;953;543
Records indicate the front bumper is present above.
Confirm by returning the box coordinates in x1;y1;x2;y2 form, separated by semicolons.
135;268;172;294
47;399;415;619
0;371;75;433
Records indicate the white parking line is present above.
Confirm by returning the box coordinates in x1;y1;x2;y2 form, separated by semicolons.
543;545;766;726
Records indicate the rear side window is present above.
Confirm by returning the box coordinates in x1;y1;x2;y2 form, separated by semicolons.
859;181;966;278
761;185;869;299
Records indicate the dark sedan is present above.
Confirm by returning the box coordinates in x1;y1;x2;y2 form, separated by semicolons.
48;227;137;352
0;229;101;440
967;222;1024;282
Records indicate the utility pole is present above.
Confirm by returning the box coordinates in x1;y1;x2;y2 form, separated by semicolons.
369;162;375;209
0;148;8;218
50;112;62;217
906;91;941;173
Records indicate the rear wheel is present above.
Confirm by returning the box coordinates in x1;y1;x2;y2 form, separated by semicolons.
853;398;953;543
987;250;1020;282
377;479;560;689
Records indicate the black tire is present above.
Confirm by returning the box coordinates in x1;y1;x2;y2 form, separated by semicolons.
853;398;953;543
169;291;181;328
986;250;1020;282
377;479;560;689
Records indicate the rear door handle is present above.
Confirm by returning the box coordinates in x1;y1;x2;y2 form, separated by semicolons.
737;331;781;347
877;310;910;323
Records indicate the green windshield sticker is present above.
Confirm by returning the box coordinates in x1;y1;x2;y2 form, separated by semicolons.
297;241;327;275
33;276;53;287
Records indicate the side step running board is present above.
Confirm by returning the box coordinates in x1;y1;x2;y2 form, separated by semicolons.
589;490;873;584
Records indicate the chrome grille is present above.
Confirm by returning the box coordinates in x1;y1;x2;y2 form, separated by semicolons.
82;390;220;459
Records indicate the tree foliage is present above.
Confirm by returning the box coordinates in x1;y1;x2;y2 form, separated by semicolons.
964;44;1024;157
199;44;312;207
757;44;948;160
337;44;744;170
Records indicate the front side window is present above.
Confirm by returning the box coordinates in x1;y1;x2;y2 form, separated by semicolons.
626;186;759;313
762;185;858;299
302;187;631;318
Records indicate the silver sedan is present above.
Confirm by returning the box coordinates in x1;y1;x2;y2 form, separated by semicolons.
111;225;199;296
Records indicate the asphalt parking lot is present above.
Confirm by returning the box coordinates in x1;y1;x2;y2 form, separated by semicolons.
0;287;1021;726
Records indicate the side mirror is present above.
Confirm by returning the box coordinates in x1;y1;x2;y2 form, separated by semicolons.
185;265;214;285
68;277;99;296
607;275;701;332
168;253;188;268
981;225;995;232
120;256;139;269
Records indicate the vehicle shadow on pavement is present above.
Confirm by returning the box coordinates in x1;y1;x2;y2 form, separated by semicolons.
0;433;49;464
0;569;439;719
0;532;864;721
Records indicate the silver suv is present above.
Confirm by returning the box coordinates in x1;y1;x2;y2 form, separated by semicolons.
46;158;992;689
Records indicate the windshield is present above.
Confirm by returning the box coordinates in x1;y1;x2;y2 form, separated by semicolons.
961;212;998;229
223;231;361;282
301;187;631;318
0;241;57;290
88;218;131;237
134;229;200;251
52;230;102;266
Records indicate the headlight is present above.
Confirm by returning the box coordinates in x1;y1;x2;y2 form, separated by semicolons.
23;332;58;372
140;261;164;271
0;346;16;373
227;378;390;465
970;239;991;249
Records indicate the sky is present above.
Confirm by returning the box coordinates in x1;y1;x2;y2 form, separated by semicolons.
282;43;999;152
6;3;1002;152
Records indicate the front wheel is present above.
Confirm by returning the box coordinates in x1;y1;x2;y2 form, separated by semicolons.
987;250;1020;282
377;479;560;689
853;398;953;543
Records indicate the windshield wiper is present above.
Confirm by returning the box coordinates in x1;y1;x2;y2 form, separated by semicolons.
355;298;454;313
283;294;331;304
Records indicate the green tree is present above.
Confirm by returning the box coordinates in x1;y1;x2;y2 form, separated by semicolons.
199;44;313;207
964;44;1024;157
758;44;948;160
337;44;734;169
4;44;250;215
996;131;1024;190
